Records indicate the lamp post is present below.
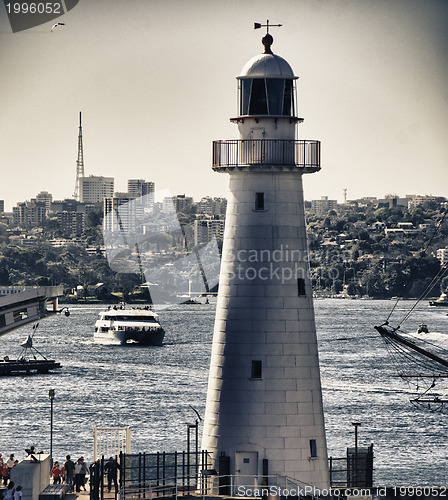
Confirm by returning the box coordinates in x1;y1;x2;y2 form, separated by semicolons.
187;406;202;485
49;389;55;467
352;422;361;486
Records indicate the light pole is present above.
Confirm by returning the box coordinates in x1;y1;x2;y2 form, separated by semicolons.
49;389;55;468
352;422;361;486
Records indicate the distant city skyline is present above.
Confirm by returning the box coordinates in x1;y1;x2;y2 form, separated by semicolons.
2;184;445;215
1;0;447;212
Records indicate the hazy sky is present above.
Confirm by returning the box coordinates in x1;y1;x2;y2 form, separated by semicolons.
1;0;447;211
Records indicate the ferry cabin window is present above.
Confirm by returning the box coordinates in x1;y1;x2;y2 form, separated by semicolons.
251;360;262;379
255;192;265;211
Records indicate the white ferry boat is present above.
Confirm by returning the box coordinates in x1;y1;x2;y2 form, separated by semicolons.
94;305;165;346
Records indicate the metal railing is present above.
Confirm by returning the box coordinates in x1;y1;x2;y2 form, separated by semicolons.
212;139;320;171
119;473;343;500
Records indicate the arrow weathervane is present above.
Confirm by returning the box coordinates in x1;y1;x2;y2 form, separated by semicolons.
254;20;282;54
254;19;282;34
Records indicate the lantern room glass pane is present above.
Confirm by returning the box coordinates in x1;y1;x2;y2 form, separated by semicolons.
283;79;294;116
249;79;268;115
240;79;252;115
266;79;284;115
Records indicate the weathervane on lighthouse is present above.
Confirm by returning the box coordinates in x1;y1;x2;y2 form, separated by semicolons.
254;19;282;33
254;19;282;54
201;25;330;490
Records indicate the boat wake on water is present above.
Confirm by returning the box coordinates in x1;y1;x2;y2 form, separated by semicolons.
322;380;415;395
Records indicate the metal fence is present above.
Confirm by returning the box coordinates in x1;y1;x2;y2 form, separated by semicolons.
119;472;343;500
90;451;210;500
212;139;320;171
90;449;373;500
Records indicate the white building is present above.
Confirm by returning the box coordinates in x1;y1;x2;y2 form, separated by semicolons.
81;175;114;204
201;32;329;488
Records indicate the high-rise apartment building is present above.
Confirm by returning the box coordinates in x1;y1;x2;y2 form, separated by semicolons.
36;191;53;212
194;216;225;245
81;175;114;204
197;196;227;216
311;195;337;215
103;192;143;233
127;179;155;208
50;199;86;214
57;212;85;236
13;200;46;225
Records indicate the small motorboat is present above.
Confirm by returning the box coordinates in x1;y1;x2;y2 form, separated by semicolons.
417;323;429;334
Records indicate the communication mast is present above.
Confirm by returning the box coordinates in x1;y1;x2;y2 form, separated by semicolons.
73;112;84;202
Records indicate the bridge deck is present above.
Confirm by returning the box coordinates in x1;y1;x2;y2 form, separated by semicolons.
0;286;63;336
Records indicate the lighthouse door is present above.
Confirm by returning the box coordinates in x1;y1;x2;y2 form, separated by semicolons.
235;451;258;490
250;128;266;164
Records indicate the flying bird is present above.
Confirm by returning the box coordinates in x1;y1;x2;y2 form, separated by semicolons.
51;22;65;32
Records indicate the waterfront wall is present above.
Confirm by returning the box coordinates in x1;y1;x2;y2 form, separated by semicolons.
10;454;50;500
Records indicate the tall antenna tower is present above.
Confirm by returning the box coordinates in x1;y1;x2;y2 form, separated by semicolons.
343;188;347;204
73;111;84;202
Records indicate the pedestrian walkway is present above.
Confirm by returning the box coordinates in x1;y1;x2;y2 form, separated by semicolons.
70;487;119;500
67;489;88;500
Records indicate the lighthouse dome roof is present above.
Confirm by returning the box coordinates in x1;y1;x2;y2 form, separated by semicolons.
239;52;297;79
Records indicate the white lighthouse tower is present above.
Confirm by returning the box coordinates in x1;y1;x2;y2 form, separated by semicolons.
201;29;330;489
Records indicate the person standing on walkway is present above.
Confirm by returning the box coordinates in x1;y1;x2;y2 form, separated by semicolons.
2;462;9;485
63;455;75;492
104;457;121;493
51;462;62;484
6;455;14;471
74;457;88;492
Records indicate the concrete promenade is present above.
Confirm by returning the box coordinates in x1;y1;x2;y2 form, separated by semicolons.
70;486;118;500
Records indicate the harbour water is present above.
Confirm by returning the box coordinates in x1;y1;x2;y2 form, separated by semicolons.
0;299;447;486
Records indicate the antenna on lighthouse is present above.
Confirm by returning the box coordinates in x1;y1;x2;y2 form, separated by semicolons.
73;111;84;202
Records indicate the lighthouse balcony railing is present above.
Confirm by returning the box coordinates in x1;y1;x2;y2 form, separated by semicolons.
213;139;320;171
